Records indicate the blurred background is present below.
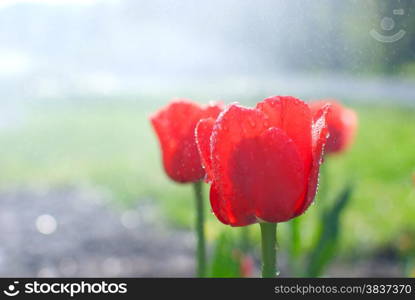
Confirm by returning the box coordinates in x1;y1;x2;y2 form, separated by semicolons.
0;0;414;277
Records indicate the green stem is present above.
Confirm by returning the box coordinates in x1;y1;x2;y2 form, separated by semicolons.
289;217;301;276
240;226;250;253
290;218;301;258
193;181;206;277
260;222;277;278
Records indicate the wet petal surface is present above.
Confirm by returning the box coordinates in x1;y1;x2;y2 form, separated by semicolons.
195;118;215;182
211;104;267;225
150;100;222;183
229;127;306;222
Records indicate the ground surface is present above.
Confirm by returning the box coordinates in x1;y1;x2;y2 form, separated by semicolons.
0;187;194;277
0;187;404;277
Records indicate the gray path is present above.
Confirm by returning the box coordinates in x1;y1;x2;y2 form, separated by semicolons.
0;187;194;277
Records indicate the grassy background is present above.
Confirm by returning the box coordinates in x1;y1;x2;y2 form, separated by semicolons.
0;98;414;257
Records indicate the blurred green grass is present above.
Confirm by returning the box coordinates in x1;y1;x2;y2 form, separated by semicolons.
0;99;414;254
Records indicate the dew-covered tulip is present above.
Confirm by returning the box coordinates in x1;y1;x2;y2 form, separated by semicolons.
196;96;330;226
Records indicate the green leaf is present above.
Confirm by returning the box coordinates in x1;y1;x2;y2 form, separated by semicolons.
306;184;354;277
209;231;242;277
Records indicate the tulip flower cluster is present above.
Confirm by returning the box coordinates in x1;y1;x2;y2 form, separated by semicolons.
150;95;357;278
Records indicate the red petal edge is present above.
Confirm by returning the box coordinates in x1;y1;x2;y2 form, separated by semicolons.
294;104;331;217
210;104;267;226
195;118;215;182
256;96;312;177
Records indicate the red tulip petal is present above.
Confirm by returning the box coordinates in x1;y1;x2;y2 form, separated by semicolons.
195;118;215;182
211;104;267;226
320;101;344;153
228;127;306;223
150;99;222;183
256;96;312;176
310;100;357;153
294;104;330;216
209;182;230;225
203;101;224;118
341;108;358;151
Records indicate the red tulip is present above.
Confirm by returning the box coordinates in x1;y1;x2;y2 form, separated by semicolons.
309;100;357;154
240;254;255;277
195;96;330;226
150;99;223;183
